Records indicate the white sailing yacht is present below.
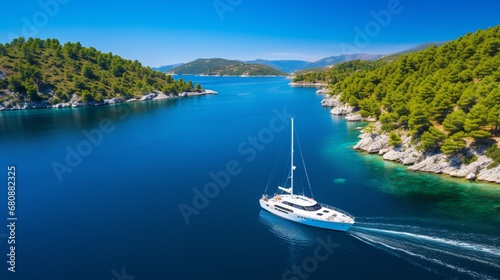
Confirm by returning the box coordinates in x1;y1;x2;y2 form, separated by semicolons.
259;118;355;232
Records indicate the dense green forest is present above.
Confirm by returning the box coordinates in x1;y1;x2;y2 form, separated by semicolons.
299;26;500;159
0;37;201;106
292;60;387;84
169;58;287;76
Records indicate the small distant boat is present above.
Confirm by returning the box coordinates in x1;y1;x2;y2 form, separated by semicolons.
259;118;355;232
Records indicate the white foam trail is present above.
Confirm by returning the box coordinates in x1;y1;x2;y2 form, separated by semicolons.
351;232;427;259
350;232;497;280
415;242;500;269
353;227;500;257
349;219;500;280
350;232;442;276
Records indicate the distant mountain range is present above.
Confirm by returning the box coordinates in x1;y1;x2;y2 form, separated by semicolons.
154;43;442;75
380;42;443;62
153;63;185;72
165;58;287;76
245;54;382;73
303;54;384;69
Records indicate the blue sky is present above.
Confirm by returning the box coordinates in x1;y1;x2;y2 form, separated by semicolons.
1;0;499;66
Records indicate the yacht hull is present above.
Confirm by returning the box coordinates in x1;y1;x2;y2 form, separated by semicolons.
259;200;353;232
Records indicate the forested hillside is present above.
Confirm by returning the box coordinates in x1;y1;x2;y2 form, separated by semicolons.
168;58;286;76
293;60;387;84
0;37;201;107
326;26;500;157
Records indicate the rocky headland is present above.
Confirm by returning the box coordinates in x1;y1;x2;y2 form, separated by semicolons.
321;94;376;122
0;89;218;111
289;82;328;88
321;94;500;184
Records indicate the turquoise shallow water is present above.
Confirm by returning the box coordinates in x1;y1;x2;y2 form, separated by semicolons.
0;76;498;279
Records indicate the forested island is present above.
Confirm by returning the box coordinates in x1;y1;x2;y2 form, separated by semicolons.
295;26;500;183
0;38;212;110
167;58;287;76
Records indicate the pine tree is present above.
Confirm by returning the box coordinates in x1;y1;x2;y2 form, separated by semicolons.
457;87;477;113
408;103;431;136
488;105;500;135
441;132;467;155
443;109;467;134
0;44;6;56
465;103;492;139
82;65;96;79
388;131;402;147
431;94;454;123
419;126;447;152
380;112;398;132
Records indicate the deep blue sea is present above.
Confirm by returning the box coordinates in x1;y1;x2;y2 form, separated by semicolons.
0;76;499;280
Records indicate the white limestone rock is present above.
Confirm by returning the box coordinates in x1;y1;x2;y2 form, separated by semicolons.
345;114;362;122
476;161;500;183
466;173;477;180
400;147;424;165
321;95;339;107
383;149;403;161
354;133;389;154
140;93;158;101
316;88;331;94
408;154;447;173
107;97;125;104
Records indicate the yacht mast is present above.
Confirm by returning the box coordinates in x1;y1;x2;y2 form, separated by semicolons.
291;118;294;195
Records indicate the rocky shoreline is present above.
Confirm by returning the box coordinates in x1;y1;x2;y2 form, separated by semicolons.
289;82;328;88
0;89;218;111
194;74;284;77
321;94;500;184
321;94;376;122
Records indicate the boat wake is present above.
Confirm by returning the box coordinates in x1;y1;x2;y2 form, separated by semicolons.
349;217;500;280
